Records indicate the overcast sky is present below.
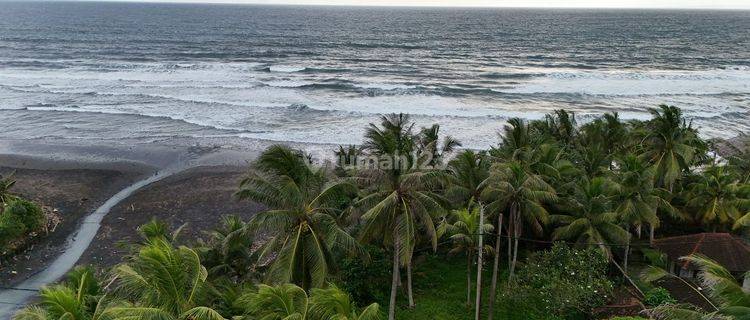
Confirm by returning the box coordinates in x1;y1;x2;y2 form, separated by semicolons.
94;0;750;9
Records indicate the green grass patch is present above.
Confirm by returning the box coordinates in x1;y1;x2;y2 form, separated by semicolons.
388;254;559;320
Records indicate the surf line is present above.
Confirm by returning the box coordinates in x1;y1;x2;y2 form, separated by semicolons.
0;164;192;317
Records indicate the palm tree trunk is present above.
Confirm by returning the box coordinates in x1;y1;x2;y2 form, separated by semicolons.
466;253;472;307
622;234;630;272
407;260;415;308
649;223;655;244
603;245;645;298
487;213;504;320
510;234;519;279
474;204;485;320
624;226;630;272
507;230;512;272
509;205;520;279
388;239;401;320
507;211;513;272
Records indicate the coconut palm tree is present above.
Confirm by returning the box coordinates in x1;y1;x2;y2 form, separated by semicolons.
551;176;646;297
532;109;578;148
614;155;676;267
492;117;574;185
108;238;225;320
575;141;613;178
356;113;447;318
198;215;259;282
136;218;185;245
600;112;630;157
577;112;630;168
551;177;630;253
446;150;521;318
646;254;750;320
639;105;705;190
240;283;381;320
481;162;557;279
309;285;382;320
14;267;110;320
684;165;750;231
527;143;577;187
727;141;750;184
416;124;461;168
241;283;309;320
729;150;750;185
491;118;538;163
236;145;362;290
439;205;493;307
334;145;364;177
445;150;490;207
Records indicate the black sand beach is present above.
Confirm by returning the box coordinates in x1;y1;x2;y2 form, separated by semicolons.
0;141;263;314
0;155;150;287
78;165;264;268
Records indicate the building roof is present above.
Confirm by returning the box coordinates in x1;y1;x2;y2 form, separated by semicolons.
652;233;750;273
658;278;715;311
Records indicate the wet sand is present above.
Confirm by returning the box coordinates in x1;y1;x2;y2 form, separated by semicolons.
0;141;263;316
79;165;264;267
0;154;151;286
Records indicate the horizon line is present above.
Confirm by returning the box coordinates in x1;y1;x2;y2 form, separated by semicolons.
6;0;750;10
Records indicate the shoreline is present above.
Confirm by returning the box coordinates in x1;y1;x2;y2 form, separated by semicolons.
0;140;265;316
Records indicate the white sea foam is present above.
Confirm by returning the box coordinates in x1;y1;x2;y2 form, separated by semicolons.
269;65;307;73
353;82;416;90
1;60;749;149
503;69;750;95
262;80;315;88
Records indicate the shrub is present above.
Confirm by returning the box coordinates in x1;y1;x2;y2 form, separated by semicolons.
7;198;45;231
337;245;390;302
0;198;45;253
643;287;676;307
0;212;26;250
504;243;614;318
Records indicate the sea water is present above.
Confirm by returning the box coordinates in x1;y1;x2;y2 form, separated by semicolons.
0;2;748;150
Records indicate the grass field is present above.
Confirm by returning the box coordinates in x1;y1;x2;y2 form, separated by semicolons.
388;254;559;320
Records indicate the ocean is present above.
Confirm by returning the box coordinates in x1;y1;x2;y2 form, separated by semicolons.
0;2;749;151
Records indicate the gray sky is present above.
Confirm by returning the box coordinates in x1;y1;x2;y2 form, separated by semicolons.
106;0;750;9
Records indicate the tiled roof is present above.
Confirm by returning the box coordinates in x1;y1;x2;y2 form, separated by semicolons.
652;233;750;272
658;278;715;311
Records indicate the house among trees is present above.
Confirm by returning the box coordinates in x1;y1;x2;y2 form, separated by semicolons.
652;233;750;287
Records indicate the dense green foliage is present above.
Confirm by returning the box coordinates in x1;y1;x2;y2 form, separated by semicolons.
504;244;614;317
0;197;45;253
15;222;383;320
15;105;750;320
643;287;676;307
235;145;362;289
337;245;391;303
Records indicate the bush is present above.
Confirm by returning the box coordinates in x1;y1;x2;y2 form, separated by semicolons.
337;245;390;302
7;198;45;231
643;287;676;307
504;243;614;318
0;212;26;249
0;198;45;253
